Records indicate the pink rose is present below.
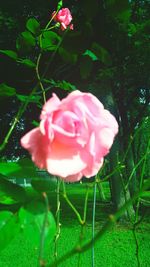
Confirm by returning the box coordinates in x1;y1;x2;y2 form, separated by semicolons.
21;91;118;182
52;8;73;31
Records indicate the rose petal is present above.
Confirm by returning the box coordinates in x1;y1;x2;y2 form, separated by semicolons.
70;24;74;30
61;91;104;129
97;128;115;156
99;109;118;135
21;128;49;169
46;140;86;177
21;90;118;183
61;90;104;115
40;93;60;120
64;172;83;182
60;22;67;31
57;8;72;25
83;158;104;178
52;109;89;146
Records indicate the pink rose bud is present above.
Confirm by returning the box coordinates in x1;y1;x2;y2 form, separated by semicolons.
52;8;73;31
21;91;118;182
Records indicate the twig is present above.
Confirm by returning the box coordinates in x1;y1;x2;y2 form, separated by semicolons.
36;52;46;103
62;181;83;225
125;153;148;190
0;87;37;151
0;16;66;151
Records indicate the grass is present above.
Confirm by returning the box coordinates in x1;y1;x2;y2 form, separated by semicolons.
0;182;150;267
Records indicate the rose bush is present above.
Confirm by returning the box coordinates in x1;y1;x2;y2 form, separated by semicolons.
52;8;73;31
21;90;118;182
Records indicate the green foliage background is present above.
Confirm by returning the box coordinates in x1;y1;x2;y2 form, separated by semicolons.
0;0;150;266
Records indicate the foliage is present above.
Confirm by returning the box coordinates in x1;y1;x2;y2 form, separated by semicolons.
0;83;16;97
0;0;150;266
0;184;150;267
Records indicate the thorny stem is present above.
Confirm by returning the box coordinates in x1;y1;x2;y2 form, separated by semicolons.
45;10;58;30
125;152;148;190
42;25;58;32
83;185;90;223
35;24;58;104
36;52;46;103
1;16;56;151
0;12;65;151
41;28;68;80
62;181;83;225
101;163;125;182
0;87;37;152
0;104;23;151
122;121;145;163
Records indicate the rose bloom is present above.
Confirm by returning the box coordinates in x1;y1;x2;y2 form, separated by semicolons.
21;90;118;182
52;8;73;31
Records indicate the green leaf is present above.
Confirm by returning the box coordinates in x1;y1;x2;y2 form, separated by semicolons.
42;79;55;84
43;79;77;92
26;18;40;35
0;211;20;252
140;199;150;206
59;47;78;64
128;23;137;37
16;94;41;103
57;80;77;92
31;178;57;193
40;31;60;51
83;49;98;61
140;191;150;199
21;31;36;46
19;59;36;68
0;159;38;180
0;83;16;97
16;31;36;52
19;200;56;247
91;42;112;66
32;120;39;127
0;162;22;177
57;0;63;10
80;56;93;79
0;174;26;204
0;50;18;60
